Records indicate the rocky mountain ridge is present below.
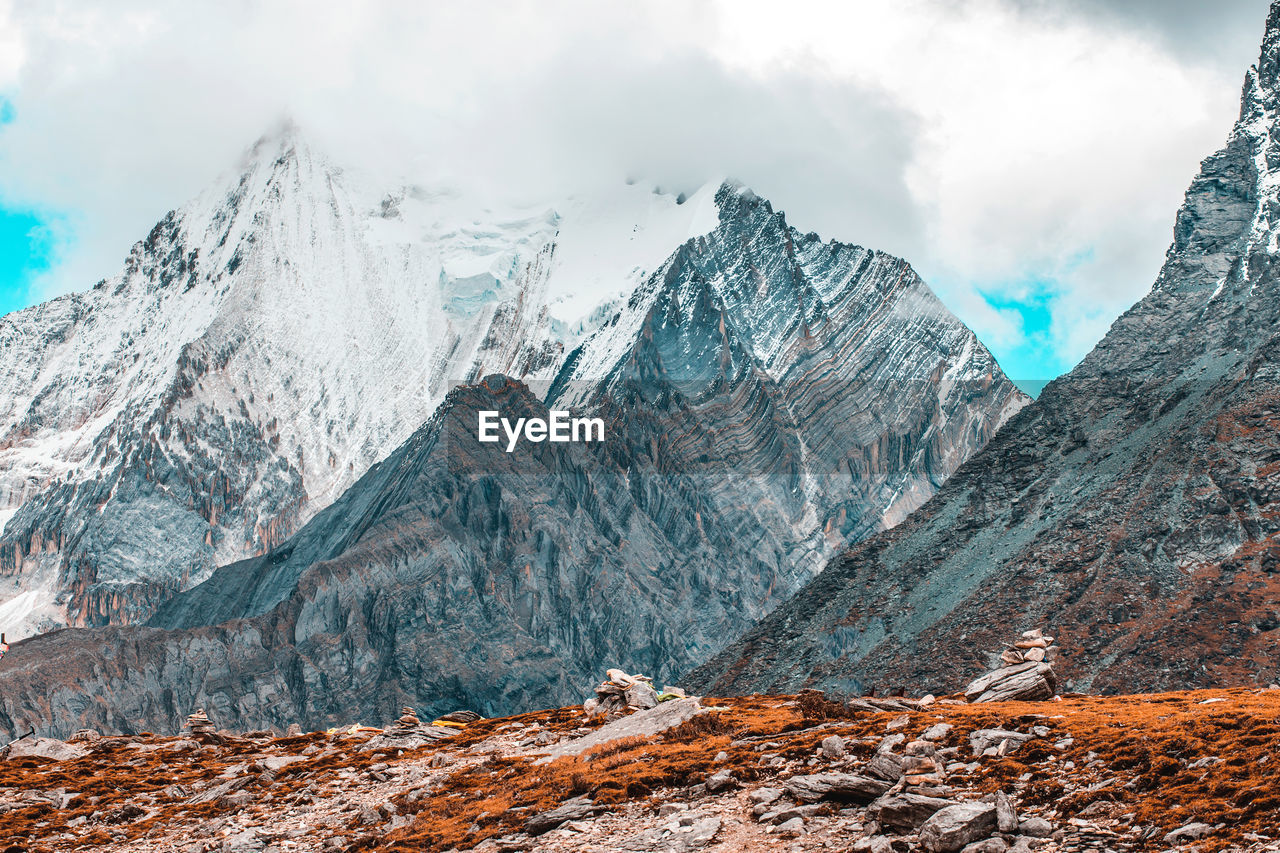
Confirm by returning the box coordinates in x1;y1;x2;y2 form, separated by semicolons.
0;129;726;639
692;0;1280;700
0;180;1025;738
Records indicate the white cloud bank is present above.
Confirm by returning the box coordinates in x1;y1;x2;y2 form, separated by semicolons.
0;0;1270;377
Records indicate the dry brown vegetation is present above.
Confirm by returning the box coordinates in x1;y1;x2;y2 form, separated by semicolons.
2;688;1279;852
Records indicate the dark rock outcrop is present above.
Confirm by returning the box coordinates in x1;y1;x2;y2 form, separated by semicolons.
692;1;1280;699
869;793;955;832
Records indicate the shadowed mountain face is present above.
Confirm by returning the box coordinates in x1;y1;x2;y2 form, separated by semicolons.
0;186;1025;738
691;3;1280;700
0;131;729;640
0;132;591;637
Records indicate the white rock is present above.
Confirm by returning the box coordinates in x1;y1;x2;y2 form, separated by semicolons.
4;737;88;762
1164;822;1215;844
773;817;805;836
821;735;846;759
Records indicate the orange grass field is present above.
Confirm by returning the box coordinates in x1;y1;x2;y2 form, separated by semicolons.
2;688;1279;852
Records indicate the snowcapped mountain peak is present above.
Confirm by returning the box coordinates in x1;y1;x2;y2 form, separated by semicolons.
0;126;1023;644
537;178;723;327
0;130;732;639
712;178;767;209
553;176;998;411
244;117;306;157
0;164;1027;734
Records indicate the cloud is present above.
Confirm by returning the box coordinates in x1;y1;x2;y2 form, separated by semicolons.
709;0;1270;374
0;0;1270;378
1027;0;1271;66
0;0;921;300
0;2;23;90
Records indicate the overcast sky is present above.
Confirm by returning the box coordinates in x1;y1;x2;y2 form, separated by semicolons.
0;0;1272;380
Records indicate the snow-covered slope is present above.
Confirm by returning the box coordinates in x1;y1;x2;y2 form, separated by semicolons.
0;180;1030;735
0;128;719;638
553;182;1030;581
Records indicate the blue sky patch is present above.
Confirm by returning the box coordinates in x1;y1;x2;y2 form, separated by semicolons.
0;208;62;317
979;286;1074;396
0;97;73;319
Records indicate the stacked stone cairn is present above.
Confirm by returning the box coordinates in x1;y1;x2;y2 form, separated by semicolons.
360;706;484;752
964;629;1059;703
389;707;483;741
998;628;1058;666
186;709;218;739
388;706;424;737
583;668;665;718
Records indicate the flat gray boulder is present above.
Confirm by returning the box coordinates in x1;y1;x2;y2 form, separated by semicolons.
865;751;904;781
524;795;602;835
4;737;89;762
784;772;891;804
869;792;956;831
1018;816;1053;837
1164;822;1215;844
625;682;659;710
536;697;703;763
968;729;1036;757
919;802;998;853
964;662;1055;703
683;816;721;848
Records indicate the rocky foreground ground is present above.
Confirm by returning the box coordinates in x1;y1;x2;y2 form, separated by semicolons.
3;688;1279;853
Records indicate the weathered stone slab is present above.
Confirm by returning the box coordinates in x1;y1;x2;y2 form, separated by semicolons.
784;772;891;804
536;698;703;763
866;752;904;781
525;796;601;835
3;737;88;762
964;662;1055;703
869;792;956;831
919;802;998;852
968;728;1036;757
